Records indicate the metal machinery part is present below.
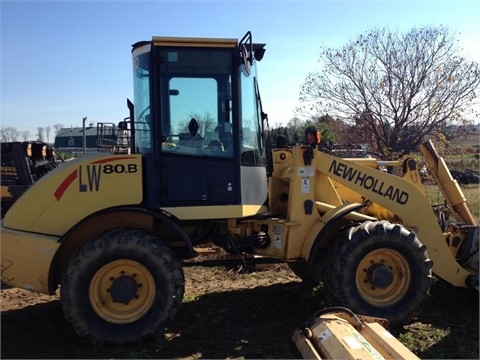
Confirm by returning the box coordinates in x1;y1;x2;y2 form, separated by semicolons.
292;308;419;360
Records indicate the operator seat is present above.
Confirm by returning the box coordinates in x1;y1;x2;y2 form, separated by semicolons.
178;118;203;148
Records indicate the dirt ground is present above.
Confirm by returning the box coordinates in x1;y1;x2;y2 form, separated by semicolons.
1;263;479;359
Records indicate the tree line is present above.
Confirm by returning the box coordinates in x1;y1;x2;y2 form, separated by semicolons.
269;114;479;159
1;124;64;143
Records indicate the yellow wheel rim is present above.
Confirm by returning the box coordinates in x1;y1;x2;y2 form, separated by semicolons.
356;248;410;307
89;259;156;324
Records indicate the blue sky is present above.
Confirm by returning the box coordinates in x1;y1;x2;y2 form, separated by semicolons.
1;0;479;140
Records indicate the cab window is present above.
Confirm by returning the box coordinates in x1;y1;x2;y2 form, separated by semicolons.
160;48;233;158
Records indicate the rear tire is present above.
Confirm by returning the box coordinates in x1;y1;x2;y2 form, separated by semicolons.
61;229;184;345
324;221;433;325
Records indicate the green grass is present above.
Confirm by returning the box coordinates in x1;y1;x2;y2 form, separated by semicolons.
395;278;479;359
183;293;202;302
445;158;480;172
424;183;480;219
398;324;451;355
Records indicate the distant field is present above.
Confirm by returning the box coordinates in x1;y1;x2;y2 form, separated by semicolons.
452;134;480;147
425;184;479;219
422;138;479;218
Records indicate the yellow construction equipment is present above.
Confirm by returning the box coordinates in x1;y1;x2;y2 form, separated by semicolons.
1;31;478;346
292;308;419;360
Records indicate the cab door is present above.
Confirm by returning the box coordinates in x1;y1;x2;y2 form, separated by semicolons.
158;70;239;207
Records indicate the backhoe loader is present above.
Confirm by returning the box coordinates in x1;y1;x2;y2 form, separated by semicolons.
1;31;478;347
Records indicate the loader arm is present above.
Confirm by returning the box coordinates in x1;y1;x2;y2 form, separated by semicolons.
420;140;478;226
305;147;475;287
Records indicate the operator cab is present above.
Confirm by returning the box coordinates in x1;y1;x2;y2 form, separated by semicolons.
131;32;269;218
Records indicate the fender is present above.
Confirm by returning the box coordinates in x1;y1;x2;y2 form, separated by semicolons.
4;153;143;235
49;206;195;292
301;203;368;262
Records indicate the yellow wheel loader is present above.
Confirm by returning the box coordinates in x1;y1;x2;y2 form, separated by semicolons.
1;31;478;347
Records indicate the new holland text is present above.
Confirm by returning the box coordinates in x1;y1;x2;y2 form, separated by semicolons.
328;160;409;205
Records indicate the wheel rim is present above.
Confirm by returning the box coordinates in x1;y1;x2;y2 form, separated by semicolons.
89;259;156;324
356;248;410;307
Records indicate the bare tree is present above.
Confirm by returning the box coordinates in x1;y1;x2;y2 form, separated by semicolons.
1;127;20;141
21;130;31;141
45;126;51;143
53;123;64;135
36;127;45;142
298;26;480;157
1;127;7;142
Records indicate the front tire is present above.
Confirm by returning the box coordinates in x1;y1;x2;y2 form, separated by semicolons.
61;229;184;345
324;221;433;325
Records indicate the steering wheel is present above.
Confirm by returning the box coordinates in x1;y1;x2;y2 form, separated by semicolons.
137;105;150;122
